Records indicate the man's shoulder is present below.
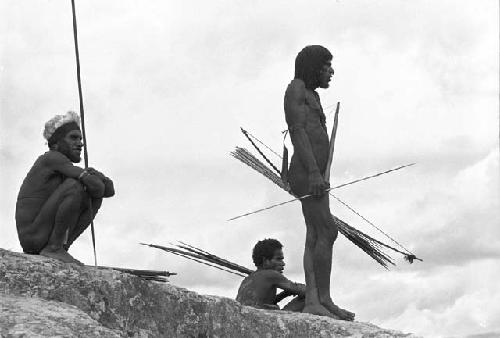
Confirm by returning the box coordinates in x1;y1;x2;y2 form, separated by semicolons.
42;150;71;163
34;151;73;171
255;269;286;280
285;79;307;102
286;79;306;92
247;269;277;278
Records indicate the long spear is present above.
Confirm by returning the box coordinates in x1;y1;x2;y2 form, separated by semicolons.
70;0;97;266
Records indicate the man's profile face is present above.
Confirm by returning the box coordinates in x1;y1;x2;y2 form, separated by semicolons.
263;248;285;273
56;129;83;163
318;60;334;89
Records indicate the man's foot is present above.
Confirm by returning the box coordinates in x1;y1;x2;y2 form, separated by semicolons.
320;298;355;321
40;247;83;265
302;304;341;319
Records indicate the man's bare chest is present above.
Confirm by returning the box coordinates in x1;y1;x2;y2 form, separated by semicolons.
304;90;326;128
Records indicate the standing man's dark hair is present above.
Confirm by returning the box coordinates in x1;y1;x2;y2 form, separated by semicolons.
295;45;333;90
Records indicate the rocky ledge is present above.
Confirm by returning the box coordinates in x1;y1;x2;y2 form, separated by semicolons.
0;249;417;337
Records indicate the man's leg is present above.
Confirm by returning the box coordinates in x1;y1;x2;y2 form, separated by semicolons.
289;169;336;317
35;179;86;263
64;197;102;250
302;195;354;320
301;215;337;317
282;295;305;312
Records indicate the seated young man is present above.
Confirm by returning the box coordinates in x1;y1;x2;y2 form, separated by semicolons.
15;111;115;264
236;238;306;311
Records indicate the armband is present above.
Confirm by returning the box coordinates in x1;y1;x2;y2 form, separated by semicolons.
78;170;89;181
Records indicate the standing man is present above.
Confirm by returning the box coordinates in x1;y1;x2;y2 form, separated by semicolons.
284;45;354;320
15;111;114;264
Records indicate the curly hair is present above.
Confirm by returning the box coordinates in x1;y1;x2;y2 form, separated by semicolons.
294;45;332;89
252;238;283;267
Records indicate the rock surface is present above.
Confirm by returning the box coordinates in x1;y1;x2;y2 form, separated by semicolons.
0;249;417;337
0;294;122;337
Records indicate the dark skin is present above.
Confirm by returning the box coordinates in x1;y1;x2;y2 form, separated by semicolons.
15;129;114;264
285;60;355;320
236;248;306;311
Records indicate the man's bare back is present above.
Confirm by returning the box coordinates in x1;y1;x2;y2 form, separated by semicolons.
237;269;302;309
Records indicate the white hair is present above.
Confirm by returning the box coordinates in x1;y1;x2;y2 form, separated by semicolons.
43;111;81;141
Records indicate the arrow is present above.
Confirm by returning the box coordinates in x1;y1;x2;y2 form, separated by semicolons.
228;162;415;221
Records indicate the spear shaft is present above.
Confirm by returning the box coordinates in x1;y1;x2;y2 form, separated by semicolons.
71;0;97;266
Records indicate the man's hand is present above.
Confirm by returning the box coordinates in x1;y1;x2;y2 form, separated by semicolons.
308;171;329;197
86;167;106;180
85;167;114;198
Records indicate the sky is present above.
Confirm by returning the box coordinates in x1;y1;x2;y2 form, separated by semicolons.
1;0;499;337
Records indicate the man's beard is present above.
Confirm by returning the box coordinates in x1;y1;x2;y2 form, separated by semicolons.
57;141;81;163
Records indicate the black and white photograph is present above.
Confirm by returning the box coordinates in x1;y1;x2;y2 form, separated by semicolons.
0;1;498;337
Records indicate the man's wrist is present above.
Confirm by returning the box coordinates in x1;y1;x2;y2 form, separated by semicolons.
78;170;90;181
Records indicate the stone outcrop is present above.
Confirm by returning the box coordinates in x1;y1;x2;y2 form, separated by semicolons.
0;249;417;337
1;294;122;337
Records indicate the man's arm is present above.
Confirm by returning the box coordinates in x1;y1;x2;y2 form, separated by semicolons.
46;152;105;198
269;271;306;297
284;80;328;196
274;290;296;304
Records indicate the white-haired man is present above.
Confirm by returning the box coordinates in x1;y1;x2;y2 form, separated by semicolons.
15;111;114;264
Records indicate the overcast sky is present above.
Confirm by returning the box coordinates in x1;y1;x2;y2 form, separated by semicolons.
1;1;498;337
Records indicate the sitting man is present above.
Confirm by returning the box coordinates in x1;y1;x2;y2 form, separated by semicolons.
15;111;114;264
236;238;306;312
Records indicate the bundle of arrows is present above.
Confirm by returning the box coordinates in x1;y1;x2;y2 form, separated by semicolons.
96;266;176;283
141;242;253;277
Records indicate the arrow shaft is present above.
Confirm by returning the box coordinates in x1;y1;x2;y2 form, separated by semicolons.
228;163;415;221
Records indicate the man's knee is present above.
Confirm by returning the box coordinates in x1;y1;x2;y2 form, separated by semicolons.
329;215;340;240
330;226;339;242
317;229;337;245
315;217;338;244
326;216;339;242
